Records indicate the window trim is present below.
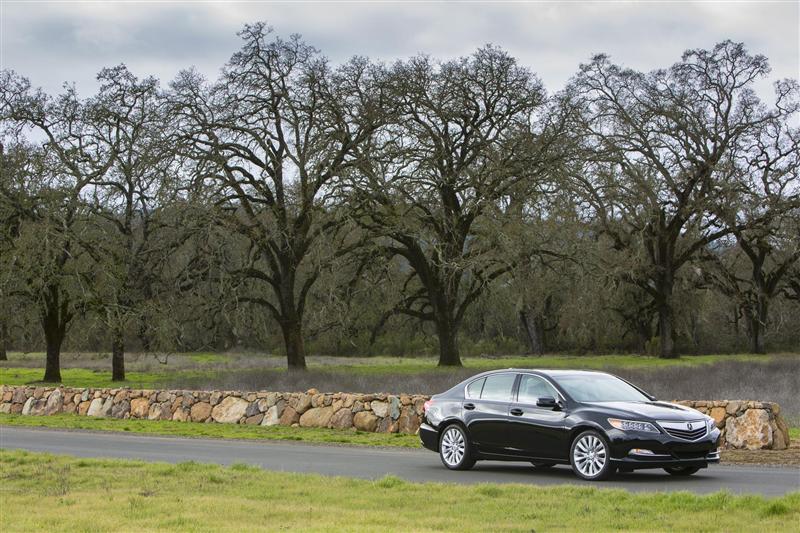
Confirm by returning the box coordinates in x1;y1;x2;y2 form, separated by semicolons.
478;372;520;403
464;377;486;400
514;372;565;405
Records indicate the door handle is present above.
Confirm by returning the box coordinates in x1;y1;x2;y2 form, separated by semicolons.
510;408;523;416
463;403;475;410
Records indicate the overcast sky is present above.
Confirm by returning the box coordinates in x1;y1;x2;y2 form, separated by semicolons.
1;1;798;99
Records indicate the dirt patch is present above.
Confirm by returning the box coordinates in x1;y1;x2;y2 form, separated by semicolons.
721;440;800;467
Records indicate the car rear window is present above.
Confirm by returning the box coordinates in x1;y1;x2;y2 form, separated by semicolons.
480;374;516;401
465;378;485;399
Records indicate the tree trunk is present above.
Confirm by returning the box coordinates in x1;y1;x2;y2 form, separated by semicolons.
689;310;701;353
281;319;307;370
657;301;676;359
519;309;544;355
42;321;64;382
749;317;764;354
111;330;125;381
634;319;651;354
436;315;462;367
137;320;152;352
0;320;7;361
747;297;768;354
653;267;677;359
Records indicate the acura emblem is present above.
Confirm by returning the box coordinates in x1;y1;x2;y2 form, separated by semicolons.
687;423;693;430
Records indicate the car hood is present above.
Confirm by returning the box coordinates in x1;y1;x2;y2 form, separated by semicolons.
582;401;704;421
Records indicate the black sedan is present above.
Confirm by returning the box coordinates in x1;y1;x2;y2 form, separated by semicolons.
419;369;720;480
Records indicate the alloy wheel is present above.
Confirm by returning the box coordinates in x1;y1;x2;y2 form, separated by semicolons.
440;427;466;467
572;434;608;478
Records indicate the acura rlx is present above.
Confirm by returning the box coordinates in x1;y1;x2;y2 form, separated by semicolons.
419;369;720;480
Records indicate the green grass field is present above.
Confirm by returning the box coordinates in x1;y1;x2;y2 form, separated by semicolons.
0;366;212;389
0;413;420;447
1;352;791;388
0;449;796;532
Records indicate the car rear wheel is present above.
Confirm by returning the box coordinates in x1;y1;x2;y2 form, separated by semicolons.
664;466;701;476
570;430;615;481
439;425;476;470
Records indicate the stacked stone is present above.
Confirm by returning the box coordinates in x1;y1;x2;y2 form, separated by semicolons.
672;400;791;450
0;385;790;448
0;385;427;435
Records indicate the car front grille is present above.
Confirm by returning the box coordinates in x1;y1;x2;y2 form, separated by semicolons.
657;420;707;441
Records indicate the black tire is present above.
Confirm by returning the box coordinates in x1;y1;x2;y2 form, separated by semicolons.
569;430;615;481
530;461;556;469
438;424;476;470
664;466;701;476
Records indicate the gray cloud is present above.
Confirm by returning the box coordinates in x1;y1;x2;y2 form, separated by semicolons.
2;1;797;99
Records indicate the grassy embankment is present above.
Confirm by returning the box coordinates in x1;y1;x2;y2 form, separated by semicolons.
1;352;790;388
0;449;797;532
0;413;420;447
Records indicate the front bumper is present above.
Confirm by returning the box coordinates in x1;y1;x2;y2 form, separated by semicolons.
607;427;721;470
613;448;720;470
419;423;439;452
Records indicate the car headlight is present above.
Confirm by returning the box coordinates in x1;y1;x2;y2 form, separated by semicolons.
608;418;659;433
706;417;717;431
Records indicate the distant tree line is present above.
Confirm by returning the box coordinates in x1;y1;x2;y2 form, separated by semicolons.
1;24;798;379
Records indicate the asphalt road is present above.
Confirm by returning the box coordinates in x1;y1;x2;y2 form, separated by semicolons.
2;426;798;496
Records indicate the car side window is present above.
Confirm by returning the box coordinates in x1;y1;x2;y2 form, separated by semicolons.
517;374;558;405
480;374;516;401
465;378;485;399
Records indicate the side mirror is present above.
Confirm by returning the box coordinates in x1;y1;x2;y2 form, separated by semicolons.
536;396;557;409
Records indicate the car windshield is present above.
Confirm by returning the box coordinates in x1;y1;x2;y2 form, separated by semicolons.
552;374;651;403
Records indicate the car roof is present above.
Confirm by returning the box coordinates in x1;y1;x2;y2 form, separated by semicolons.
482;368;612;377
455;368;617;390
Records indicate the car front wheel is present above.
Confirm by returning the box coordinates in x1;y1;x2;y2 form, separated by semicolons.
439;425;476;470
570;430;615;481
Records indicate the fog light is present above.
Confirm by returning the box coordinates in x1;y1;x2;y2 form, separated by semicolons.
629;448;655;456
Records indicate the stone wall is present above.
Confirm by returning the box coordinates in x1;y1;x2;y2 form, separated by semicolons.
0;385;790;450
0;385;426;435
673;400;790;450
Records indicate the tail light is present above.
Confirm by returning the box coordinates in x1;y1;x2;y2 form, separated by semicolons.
423;400;434;412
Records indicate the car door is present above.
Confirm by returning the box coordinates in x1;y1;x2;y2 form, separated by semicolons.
506;373;570;460
463;372;518;455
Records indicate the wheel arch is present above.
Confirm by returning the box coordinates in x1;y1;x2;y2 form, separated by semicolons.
437;417;474;446
568;421;608;445
437;416;468;434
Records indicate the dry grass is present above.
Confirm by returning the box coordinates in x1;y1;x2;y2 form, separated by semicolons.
721;440;800;467
612;358;800;426
165;356;800;426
